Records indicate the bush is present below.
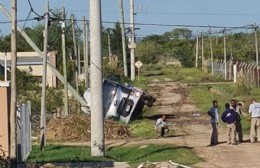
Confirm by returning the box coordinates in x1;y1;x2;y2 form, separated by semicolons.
236;70;253;96
17;69;63;113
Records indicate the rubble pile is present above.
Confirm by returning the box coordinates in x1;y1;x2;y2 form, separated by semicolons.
46;114;131;142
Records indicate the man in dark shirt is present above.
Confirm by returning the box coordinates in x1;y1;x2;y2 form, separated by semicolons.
221;103;237;145
231;99;243;142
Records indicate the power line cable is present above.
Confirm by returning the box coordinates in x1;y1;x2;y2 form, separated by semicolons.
27;0;42;17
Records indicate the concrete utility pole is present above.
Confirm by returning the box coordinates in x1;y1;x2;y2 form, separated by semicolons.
118;0;128;77
130;0;136;81
71;14;80;113
10;0;17;166
223;29;227;80
4;51;7;81
107;29;112;61
78;42;81;74
195;33;199;68
201;34;204;70
254;23;259;87
61;6;69;116
89;0;104;156
209;27;214;75
0;4;87;107
40;1;49;150
83;17;89;88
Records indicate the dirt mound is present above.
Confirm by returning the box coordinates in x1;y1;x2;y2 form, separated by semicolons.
46;114;131;142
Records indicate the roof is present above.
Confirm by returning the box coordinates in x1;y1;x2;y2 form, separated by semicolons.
0;56;44;67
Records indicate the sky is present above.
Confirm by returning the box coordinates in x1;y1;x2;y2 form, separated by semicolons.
1;0;260;37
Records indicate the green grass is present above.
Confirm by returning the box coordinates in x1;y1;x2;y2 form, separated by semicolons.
27;144;201;167
106;144;201;166
189;83;260;134
129;119;158;138
136;66;226;89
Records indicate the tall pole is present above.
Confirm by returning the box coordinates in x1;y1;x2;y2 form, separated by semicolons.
254;23;259;87
130;0;136;81
89;0;104;156
83;17;89;88
10;0;17;166
223;29;227;80
195;33;199;68
40;1;49;150
61;7;69;116
71;14;80;113
201;34;204;70
118;0;128;77
107;30;112;61
4;51;7;81
209;27;214;75
78;42;81;74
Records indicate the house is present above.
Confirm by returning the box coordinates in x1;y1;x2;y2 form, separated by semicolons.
0;51;58;87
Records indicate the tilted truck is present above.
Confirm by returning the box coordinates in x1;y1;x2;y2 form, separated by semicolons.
81;79;156;123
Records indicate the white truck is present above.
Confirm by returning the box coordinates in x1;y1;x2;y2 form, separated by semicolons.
82;79;156;123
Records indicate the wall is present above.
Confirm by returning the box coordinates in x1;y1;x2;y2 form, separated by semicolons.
0;81;10;157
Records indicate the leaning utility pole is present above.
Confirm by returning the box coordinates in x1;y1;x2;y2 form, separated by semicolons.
40;1;49;150
10;0;17;166
195;33;199;68
118;0;128;77
89;0;104;156
0;4;87;106
130;0;136;81
83;17;89;88
71;14;80;113
223;29;227;80
61;7;69;116
254;23;259;87
209;27;214;75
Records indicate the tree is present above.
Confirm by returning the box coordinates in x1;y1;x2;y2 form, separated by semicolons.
136;41;160;64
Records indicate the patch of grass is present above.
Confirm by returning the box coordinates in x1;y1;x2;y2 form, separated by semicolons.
106;144;201;166
28;145;201;167
128;119;158;138
28;145;110;163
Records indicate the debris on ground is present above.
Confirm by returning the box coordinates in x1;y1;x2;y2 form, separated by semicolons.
137;160;192;168
0;145;8;168
46;114;131;142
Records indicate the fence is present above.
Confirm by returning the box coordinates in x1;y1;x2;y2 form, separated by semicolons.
17;101;32;163
207;60;259;87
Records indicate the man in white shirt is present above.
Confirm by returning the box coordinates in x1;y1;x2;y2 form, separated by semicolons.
155;115;169;137
248;99;260;143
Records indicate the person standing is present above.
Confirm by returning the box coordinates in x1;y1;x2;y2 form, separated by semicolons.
207;100;219;146
231;99;243;143
248;99;260;143
155;115;169;137
221;103;237;145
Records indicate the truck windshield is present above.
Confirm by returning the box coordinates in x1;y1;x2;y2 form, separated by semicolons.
103;80;117;114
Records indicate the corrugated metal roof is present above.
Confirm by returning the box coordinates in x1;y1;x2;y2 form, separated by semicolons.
0;56;45;67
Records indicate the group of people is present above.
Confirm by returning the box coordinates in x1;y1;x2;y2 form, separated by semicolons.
208;99;260;146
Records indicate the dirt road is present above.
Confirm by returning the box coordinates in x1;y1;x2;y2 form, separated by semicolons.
144;79;260;168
